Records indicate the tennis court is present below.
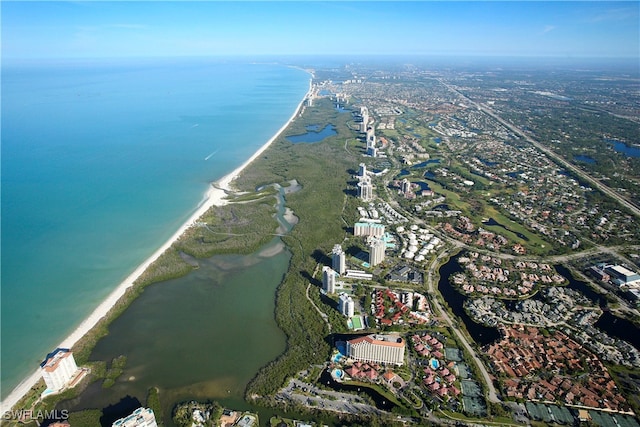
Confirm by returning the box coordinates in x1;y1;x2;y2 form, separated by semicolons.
456;363;471;379
462;397;486;417
590;411;640;427
461;380;482;397
549;404;573;425
445;347;462;362
350;316;364;330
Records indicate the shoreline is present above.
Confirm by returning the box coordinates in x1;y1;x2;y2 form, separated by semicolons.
0;76;312;414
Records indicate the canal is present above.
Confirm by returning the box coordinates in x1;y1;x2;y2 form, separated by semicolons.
555;265;640;350
437;255;501;346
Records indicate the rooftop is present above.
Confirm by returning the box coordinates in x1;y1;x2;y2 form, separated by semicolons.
349;334;405;348
40;348;73;372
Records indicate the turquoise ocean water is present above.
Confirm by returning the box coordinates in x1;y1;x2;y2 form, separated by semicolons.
1;58;309;398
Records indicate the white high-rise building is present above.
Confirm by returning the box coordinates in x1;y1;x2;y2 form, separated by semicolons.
112;407;158;427
332;244;346;275
360;107;369;133
40;348;79;392
368;236;386;266
357;180;373;201
358;163;367;177
346;334;405;365
338;293;355;317
366;129;376;150
354;222;385;237
322;266;336;294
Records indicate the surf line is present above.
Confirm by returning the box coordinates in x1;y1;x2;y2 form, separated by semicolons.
204;150;219;161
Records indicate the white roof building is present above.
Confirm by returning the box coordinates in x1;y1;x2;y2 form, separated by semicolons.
346;334;405;365
112;407;158;427
332;244;347;275
605;265;640;287
322;266;337;294
368;236;386;267
338;293;355;317
40;348;78;393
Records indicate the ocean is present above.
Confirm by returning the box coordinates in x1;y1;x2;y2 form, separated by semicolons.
1;58;309;398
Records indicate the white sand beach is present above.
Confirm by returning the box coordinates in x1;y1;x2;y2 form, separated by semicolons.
0;81;311;414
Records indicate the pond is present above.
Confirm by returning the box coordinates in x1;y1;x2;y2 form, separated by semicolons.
574;155;596;164
413;159;441;168
413;181;431;192
608;139;640;158
286;124;337;143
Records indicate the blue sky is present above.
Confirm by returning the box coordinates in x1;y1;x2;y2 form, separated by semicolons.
2;1;638;59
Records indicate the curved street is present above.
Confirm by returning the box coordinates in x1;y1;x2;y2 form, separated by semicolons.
426;249;501;404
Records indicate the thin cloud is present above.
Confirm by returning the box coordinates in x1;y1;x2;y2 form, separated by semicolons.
541;25;556;35
588;7;638;23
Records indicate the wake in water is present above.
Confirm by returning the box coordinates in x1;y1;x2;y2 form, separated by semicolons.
204;150;219;161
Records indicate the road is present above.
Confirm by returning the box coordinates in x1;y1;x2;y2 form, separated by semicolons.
438;79;640;219
426;249;501;404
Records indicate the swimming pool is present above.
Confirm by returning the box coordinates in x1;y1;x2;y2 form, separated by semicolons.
430;358;440;370
331;368;344;380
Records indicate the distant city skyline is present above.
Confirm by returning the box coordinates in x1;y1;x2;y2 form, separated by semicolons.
2;1;639;59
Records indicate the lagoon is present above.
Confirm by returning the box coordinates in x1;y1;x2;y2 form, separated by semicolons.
1;58;309;398
286;124;337;143
65;238;291;424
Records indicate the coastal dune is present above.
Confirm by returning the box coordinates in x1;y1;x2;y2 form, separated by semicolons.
0;81;310;414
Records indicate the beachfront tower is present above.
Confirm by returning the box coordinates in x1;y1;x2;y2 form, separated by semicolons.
360;107;369;133
332;244;346;275
112;407;158;427
338;293;355;317
358;163;367;178
366;128;376;150
368;236;386;267
322;266;336;294
357;180;373;201
40;348;79;393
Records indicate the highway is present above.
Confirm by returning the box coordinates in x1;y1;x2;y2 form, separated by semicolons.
438;79;640;219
